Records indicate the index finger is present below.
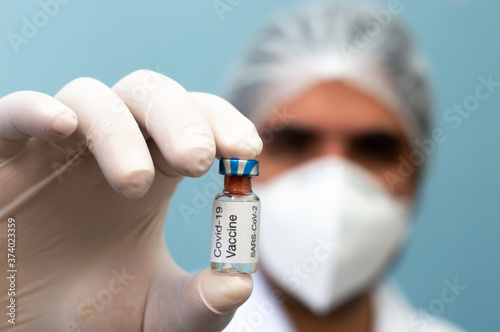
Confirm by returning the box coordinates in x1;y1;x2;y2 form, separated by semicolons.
113;70;216;178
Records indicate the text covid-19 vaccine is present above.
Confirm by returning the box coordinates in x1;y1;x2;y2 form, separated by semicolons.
210;159;261;274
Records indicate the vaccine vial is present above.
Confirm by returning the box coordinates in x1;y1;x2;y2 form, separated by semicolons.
210;159;261;274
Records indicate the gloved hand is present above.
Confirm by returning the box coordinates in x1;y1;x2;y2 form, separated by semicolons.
0;70;262;332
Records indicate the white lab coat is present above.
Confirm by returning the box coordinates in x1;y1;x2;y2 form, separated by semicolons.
224;272;464;332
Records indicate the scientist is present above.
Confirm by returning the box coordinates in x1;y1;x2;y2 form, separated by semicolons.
0;1;466;332
223;1;465;332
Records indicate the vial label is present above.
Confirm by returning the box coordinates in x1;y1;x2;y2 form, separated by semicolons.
211;201;260;264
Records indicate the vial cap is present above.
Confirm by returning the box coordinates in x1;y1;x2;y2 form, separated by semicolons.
219;159;259;177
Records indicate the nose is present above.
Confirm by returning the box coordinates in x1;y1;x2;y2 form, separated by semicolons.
318;137;348;158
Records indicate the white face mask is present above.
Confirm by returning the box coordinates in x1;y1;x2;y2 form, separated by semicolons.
254;157;411;315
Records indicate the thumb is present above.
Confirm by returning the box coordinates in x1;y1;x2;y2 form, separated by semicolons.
182;269;253;331
145;268;253;332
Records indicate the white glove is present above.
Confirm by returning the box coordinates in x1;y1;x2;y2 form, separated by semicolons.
0;70;262;332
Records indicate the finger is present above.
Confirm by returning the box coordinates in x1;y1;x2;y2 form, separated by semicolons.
146;269;253;331
189;92;263;159
0;91;77;159
113;70;216;178
193;269;253;317
55;77;155;199
180;269;253;331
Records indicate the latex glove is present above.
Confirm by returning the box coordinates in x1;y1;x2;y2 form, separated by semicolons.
0;70;262;332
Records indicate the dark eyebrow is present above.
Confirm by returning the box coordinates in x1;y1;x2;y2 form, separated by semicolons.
273;126;319;140
350;130;403;140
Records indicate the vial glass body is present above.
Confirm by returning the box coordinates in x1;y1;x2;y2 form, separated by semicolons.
211;176;260;274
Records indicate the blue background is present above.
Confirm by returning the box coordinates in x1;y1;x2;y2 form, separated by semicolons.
1;0;499;330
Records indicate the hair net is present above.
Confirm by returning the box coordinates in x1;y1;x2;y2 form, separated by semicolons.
224;0;432;144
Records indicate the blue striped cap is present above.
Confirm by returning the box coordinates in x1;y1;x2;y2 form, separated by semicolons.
219;159;259;177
